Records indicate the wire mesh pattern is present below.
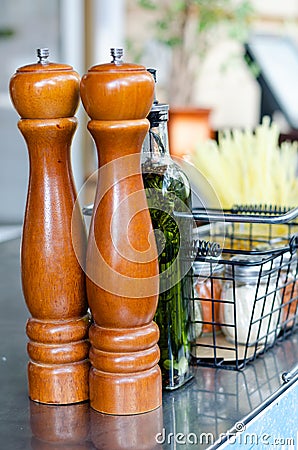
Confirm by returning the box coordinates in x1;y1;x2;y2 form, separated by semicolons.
189;205;298;370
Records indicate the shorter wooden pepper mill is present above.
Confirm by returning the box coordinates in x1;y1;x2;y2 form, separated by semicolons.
80;48;162;415
9;49;89;404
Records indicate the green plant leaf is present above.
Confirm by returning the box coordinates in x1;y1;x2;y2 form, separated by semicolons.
0;27;15;38
137;0;157;10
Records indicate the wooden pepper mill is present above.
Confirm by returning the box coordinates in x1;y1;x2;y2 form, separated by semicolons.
9;48;89;404
80;48;162;414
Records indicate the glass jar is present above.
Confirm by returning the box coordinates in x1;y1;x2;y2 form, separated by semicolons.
220;255;281;346
192;260;223;336
278;251;298;329
141;101;194;390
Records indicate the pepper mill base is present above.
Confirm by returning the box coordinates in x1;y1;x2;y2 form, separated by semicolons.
28;361;90;405
89;365;162;415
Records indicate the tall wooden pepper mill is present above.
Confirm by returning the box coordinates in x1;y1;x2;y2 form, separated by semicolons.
9;48;89;404
80;48;162;415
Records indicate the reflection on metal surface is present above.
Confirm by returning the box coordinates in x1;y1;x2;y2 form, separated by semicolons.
27;336;298;449
161;335;298;449
30;401;90;449
90;406;163;449
29;400;163;449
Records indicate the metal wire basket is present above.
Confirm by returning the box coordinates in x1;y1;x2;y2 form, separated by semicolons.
188;205;298;370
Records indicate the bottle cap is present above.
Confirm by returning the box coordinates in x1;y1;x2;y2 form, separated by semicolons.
146;68;169;125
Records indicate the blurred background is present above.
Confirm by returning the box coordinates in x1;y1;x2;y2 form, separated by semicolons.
1;0;298;227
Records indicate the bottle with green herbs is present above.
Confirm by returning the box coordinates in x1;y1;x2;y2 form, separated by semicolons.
142;98;194;390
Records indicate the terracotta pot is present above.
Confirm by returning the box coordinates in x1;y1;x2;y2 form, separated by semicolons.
168;107;213;158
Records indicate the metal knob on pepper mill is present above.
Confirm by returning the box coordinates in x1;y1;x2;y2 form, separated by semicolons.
9;49;89;404
80;48;162;415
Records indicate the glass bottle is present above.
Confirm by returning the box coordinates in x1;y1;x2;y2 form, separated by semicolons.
141;97;194;390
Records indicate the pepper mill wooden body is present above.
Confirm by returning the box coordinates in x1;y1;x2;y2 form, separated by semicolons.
9;49;89;404
80;48;162;414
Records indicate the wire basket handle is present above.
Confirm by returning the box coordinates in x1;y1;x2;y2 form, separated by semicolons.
190;204;298;224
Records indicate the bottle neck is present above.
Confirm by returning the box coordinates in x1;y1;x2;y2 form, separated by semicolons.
143;107;170;159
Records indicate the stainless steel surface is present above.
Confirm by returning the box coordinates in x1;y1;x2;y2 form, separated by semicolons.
0;238;297;449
